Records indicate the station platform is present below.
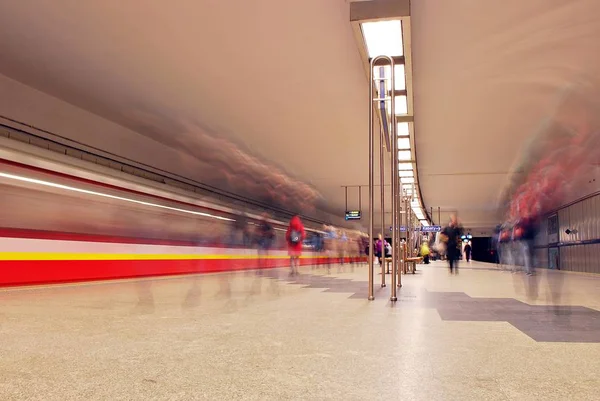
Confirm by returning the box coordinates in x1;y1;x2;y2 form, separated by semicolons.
1;261;599;400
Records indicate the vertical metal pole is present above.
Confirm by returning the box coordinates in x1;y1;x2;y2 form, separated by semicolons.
345;186;348;212
431;207;434;225
380;128;386;287
389;58;398;302
438;206;441;227
396;177;402;287
368;55;396;300
400;195;406;277
359;186;362;211
408;187;414;257
368;60;375;301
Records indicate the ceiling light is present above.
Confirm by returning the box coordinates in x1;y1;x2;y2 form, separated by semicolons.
398;162;413;170
361;20;403;58
398;170;413;177
394;95;408;115
398;137;410;150
420;220;430;227
401;177;415;184
398;150;411;161
397;122;409;137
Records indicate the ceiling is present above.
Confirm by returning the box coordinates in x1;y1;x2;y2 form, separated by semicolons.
0;0;369;227
411;0;600;230
0;0;599;232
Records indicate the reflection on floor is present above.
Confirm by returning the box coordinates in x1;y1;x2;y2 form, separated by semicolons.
263;268;600;343
1;260;600;400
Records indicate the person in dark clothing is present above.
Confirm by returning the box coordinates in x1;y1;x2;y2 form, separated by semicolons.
442;214;464;274
464;242;472;262
515;215;539;275
492;225;502;265
230;213;251;247
255;214;275;269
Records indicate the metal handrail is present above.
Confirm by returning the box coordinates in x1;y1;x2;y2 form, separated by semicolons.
368;55;399;301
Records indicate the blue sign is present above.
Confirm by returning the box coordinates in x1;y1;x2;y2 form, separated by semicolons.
388;226;442;232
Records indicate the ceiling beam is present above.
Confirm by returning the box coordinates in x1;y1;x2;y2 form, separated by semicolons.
350;0;411;22
371;55;405;66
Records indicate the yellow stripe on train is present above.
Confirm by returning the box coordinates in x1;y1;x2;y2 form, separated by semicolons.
0;252;331;261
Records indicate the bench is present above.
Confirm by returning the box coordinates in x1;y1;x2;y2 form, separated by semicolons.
384;257;393;274
383;257;422;274
404;257;423;274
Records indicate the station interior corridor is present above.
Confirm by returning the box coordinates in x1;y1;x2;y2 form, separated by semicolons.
2;261;599;401
1;0;600;399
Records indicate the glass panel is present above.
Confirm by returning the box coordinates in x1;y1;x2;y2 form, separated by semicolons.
361;20;403;58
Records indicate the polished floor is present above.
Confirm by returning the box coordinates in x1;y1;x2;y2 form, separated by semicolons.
1;261;600;400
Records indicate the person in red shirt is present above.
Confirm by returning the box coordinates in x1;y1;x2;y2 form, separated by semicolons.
286;215;306;275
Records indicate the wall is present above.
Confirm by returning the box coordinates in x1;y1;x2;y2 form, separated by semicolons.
535;192;600;273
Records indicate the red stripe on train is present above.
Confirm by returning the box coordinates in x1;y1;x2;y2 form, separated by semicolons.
0;257;366;287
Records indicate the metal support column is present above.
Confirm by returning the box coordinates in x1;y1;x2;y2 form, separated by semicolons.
396;176;402;288
368;67;375;301
388;62;398;302
380;127;386;287
368;55;396;301
345;186;348;212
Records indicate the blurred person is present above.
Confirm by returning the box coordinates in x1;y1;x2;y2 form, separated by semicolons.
350;234;360;269
464;241;472;262
286;215;305;275
229;213;250;247
375;234;386;267
433;232;446;260
420;241;430;264
323;225;336;270
338;230;348;266
441;214;464;274
515;213;539;276
492;225;502;266
255;213;275;270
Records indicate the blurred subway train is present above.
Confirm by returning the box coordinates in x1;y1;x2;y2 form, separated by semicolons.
0;141;366;287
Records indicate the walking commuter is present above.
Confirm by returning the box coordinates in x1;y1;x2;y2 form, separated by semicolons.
441;214;464;274
286;215;305;275
375;234;388;267
464;242;472;262
256;213;275;270
420;242;431;264
516;214;539;276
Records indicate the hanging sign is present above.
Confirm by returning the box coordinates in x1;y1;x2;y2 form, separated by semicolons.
345;210;361;220
421;225;442;233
